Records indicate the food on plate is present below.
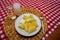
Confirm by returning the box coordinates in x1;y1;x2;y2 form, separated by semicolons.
19;15;38;33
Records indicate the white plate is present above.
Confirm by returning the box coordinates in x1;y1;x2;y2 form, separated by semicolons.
15;13;41;36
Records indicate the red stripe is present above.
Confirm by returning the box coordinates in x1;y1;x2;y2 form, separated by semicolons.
2;0;8;6
43;4;58;13
39;0;54;9
41;1;56;10
8;0;13;5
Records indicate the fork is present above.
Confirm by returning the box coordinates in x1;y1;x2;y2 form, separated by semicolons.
40;16;44;33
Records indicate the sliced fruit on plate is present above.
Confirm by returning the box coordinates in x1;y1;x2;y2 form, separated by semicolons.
19;15;38;33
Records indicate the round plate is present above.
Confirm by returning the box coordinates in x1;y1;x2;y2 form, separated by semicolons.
15;13;41;36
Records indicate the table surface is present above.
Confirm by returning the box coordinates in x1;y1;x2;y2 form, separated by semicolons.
46;25;60;40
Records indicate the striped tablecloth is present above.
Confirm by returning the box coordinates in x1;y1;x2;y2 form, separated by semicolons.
0;0;60;40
